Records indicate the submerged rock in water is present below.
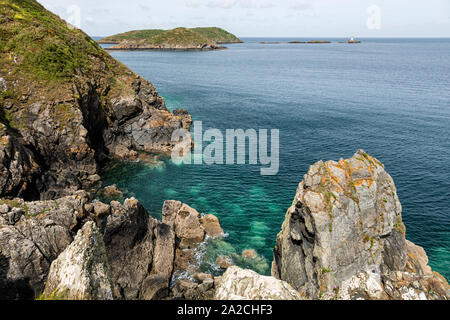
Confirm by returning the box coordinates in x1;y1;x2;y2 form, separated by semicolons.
272;150;449;300
43;222;113;300
242;249;258;260
215;266;304;300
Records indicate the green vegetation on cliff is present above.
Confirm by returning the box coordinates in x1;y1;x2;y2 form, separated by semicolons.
99;26;242;45
0;0;122;81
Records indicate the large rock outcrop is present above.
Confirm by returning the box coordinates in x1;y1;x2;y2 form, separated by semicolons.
42;222;113;300
272;150;449;300
215;266;304;300
0;0;191;200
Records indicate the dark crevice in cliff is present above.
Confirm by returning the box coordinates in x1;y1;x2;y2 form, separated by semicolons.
77;85;109;166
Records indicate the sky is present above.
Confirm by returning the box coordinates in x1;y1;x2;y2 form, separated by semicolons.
38;0;450;38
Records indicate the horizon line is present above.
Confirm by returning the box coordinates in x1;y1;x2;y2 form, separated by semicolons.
91;34;450;39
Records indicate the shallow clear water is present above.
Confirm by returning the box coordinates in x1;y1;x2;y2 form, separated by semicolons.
99;38;450;279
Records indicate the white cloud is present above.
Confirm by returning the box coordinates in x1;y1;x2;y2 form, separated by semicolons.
38;0;450;37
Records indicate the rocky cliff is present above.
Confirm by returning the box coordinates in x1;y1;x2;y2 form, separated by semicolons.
0;0;191;200
271;150;449;300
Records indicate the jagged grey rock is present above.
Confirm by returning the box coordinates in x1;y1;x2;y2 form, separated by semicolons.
215;266;304;300
43;222;113;300
171;278;215;300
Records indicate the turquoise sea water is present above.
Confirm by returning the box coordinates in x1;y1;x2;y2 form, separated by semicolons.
98;38;450;279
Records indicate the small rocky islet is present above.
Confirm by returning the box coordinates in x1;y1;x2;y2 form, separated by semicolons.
260;38;360;45
99;27;243;51
0;0;448;300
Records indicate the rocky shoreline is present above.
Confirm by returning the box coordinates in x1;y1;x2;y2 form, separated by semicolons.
1;151;448;300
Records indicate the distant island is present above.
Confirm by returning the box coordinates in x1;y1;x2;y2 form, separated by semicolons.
99;27;243;51
261;38;361;45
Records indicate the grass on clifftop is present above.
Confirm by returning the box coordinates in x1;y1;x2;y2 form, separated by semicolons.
99;26;242;44
1;0;100;80
0;0;134;84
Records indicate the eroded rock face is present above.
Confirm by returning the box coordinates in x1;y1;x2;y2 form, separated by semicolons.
272;150;449;300
215;266;304;300
43;222;113;300
0;191;92;299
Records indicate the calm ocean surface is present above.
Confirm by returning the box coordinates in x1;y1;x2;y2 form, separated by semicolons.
98;38;450;279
